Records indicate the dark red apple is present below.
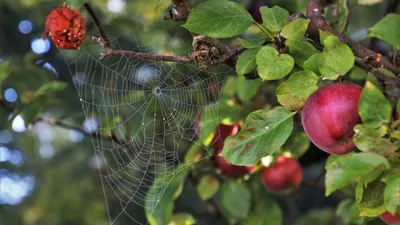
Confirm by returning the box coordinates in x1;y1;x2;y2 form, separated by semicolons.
213;123;255;177
215;146;255;177
302;82;362;155
211;123;240;150
379;211;400;225
261;156;303;193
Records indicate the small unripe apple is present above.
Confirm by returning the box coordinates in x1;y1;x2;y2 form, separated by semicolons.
213;124;255;177
261;156;302;193
379;211;400;225
302;82;362;155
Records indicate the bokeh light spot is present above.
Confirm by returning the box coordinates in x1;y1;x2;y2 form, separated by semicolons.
107;0;125;13
12;115;26;133
18;20;33;34
31;38;50;54
4;88;18;103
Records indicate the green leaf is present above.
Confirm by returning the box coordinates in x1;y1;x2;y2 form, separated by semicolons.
238;33;265;49
236;75;262;102
197;175;219;200
325;0;349;33
282;18;309;41
221;76;237;97
276;70;319;110
153;0;171;14
220;107;295;165
303;53;321;74
21;105;40;125
295;208;335;225
236;48;260;76
256;46;294;80
242;192;282;225
318;34;355;80
355;179;386;217
182;0;254;38
184;143;203;164
397;99;400;117
219;180;251;219
369;14;400;48
358;81;392;128
281;131;310;159
325;152;391;196
36;81;68;96
199;105;219;146
0;60;10;87
353;124;397;154
260;6;289;33
168;213;196;225
383;173;400;214
336;200;365;225
198;97;241;146
287;40;319;68
145;166;189;225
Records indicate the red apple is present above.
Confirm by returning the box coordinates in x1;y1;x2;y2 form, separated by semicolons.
213;123;255;177
379;211;400;225
261;156;303;193
302;82;362;155
215;146;255;177
212;123;240;150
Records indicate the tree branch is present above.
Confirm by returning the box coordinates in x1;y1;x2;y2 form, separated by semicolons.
84;3;111;50
97;47;194;62
355;57;400;101
33;117;126;145
306;0;400;75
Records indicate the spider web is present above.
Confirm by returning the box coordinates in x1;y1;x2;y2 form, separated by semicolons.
60;9;232;225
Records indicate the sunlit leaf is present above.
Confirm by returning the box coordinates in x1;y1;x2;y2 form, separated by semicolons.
355;179;386;217
282;18;309;41
358;81;392;128
318;33;355;80
220;107;295;165
276;70;319;110
197;175;219;200
256;46;294;80
287;40;319;68
325;152;390;196
182;0;254;38
369;13;400;48
260;6;289;32
238;33;265;49
236;48;260;76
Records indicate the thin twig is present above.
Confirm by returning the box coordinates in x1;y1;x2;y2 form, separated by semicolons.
33;117;126;145
83;3;111;50
355;57;400;101
99;48;194;62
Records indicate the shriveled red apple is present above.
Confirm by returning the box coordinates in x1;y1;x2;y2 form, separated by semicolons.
261;156;302;193
302;82;362;155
